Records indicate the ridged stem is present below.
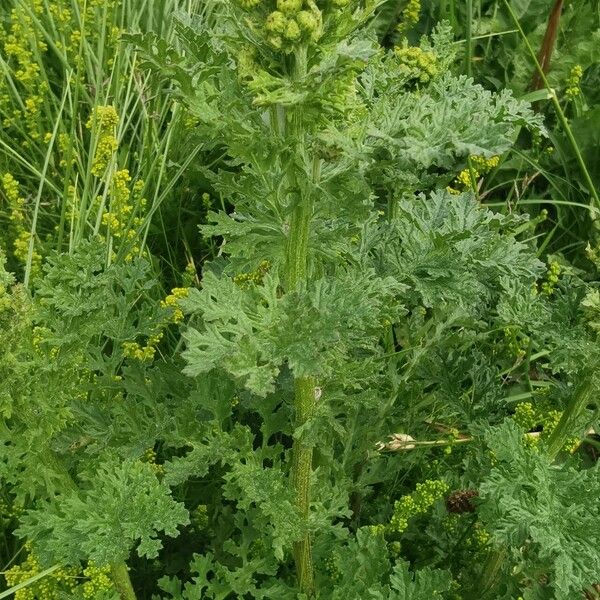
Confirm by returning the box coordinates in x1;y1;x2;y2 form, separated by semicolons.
285;190;317;597
110;562;137;600
291;376;317;596
284;44;318;596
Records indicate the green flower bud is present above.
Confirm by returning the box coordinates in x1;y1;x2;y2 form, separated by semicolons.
277;0;302;14
265;10;288;34
283;19;301;41
297;10;318;33
268;35;283;49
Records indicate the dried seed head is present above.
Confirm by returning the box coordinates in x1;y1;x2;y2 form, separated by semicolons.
445;489;479;514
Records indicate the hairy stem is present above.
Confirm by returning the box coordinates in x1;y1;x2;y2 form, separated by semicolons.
285;192;317;597
110;562;138;600
291;376;317;596
284;44;319;595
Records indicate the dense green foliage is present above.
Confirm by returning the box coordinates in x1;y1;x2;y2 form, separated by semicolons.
1;1;599;599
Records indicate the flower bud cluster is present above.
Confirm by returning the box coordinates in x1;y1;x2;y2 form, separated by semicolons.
143;447;165;475
447;155;500;195
234;0;325;51
466;522;490;548
324;553;341;581
513;401;581;453
264;0;323;51
4;551;79;600
396;0;421;35
82;562;114;599
394;45;438;84
541;261;561;295
503;325;530;360
388;479;449;534
233;260;272;289
565;64;583;99
191;504;209;529
0;496;23;524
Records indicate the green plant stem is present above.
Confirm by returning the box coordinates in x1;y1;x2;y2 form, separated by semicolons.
291;376;317;596
546;370;595;460
284;44;317;597
474;548;507;600
285;185;317;597
502;0;600;209
285;201;312;290
110;562;137;600
465;0;473;77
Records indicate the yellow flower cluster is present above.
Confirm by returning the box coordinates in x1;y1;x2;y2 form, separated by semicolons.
0;0;123;146
264;0;323;51
565;64;583;99
447;155;500;194
513;401;580;453
122;332;163;362
4;552;78;600
388;479;449;534
82;562;114;599
393;45;438;84
503;325;530;360
1;2;49;142
101;169;147;260
160;286;190;323
397;0;421;35
1;173;26;224
122;287;190;364
541;261;561;295
142;447;165;475
13;230;42;275
87;105;120;177
233;260;272;289
0;173;42;274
